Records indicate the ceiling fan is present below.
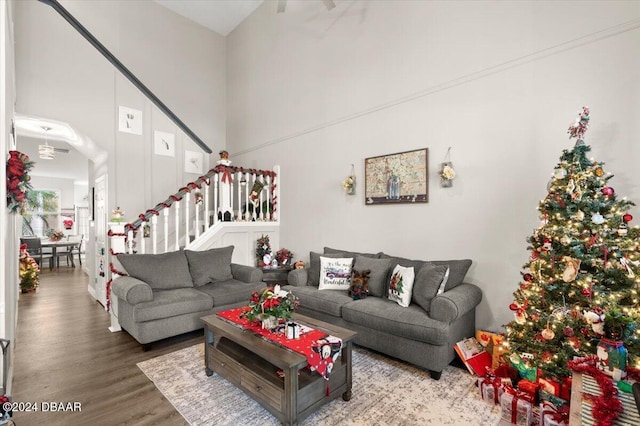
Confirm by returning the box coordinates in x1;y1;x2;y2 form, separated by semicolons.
277;0;336;13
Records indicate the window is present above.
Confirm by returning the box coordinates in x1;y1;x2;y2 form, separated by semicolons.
22;189;60;237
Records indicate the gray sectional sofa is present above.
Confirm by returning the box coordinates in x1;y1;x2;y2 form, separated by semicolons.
284;247;482;380
111;246;264;348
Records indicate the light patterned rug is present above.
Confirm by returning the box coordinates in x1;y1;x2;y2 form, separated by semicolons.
137;344;501;425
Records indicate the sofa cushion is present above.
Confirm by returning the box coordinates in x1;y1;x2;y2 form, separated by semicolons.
381;254;472;291
132;288;212;322
308;251;347;286
196;279;265;307
118;250;193;290
318;256;353;291
341;297;449;345
388;264;416;308
412;264;450;313
324;247;381;259
283;285;352;317
353;256;391;297
184;246;234;286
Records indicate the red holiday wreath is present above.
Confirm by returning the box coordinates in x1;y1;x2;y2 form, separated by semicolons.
6;150;34;214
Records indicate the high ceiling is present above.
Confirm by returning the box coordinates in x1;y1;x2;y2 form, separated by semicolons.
154;0;264;36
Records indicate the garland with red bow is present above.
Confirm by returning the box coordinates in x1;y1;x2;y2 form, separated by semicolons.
6;150;34;214
567;355;622;426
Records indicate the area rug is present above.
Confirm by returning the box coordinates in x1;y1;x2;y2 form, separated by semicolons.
137;344;501;425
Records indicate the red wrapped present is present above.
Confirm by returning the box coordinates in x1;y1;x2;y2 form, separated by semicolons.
539;400;569;426
538;377;561;397
559;376;571;401
479;375;506;404
517;379;540;404
500;385;535;425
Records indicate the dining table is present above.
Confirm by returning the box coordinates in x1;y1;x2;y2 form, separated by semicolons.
40;239;81;269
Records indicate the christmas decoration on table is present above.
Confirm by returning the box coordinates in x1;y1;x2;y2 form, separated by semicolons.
6;150;34;214
504;107;640;385
342;164;356;195
349;269;370;300
440;147;456;188
63;218;74;230
243;285;300;330
256;234;272;267
500;385;535;426
275;248;293;267
19;243;39;293
46;229;65;242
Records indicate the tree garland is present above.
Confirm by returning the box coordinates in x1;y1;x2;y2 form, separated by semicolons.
567;355;622;426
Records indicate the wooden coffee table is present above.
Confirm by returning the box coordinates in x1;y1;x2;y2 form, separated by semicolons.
201;312;357;425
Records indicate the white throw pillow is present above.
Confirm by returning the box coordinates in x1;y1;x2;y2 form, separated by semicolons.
388;264;415;307
318;257;354;290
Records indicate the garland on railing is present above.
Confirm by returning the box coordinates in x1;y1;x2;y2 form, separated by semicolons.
106;229;131;312
567;355;622;426
124;165;277;231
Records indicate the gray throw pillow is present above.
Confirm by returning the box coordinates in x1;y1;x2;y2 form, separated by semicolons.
412;263;450;313
353;256;391;297
431;259;472;290
324;247;381;259
308;251;347;286
117;250;193;290
184;246;234;286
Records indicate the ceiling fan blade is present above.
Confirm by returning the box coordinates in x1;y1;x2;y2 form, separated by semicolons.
321;0;336;11
53;147;70;154
277;0;286;13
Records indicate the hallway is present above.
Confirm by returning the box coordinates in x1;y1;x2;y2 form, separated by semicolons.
12;268;200;425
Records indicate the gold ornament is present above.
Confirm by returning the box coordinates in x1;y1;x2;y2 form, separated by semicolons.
562;257;581;282
541;328;555;340
595;167;604;177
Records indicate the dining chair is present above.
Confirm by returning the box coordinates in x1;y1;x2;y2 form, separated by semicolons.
20;237;54;270
66;234;83;267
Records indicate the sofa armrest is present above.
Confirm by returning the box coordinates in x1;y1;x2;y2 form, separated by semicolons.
430;283;482;323
287;269;308;286
111;276;153;304
231;263;263;283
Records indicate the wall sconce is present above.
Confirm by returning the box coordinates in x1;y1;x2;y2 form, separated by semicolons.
440;147;456;188
342;164;356;195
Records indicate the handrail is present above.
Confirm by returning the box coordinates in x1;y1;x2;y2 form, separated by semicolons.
125;165;277;231
37;0;212;154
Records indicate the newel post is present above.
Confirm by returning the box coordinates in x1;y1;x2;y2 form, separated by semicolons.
107;222;127;332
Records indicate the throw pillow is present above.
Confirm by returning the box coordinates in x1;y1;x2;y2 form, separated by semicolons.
412;264;450;313
308;251;346;286
318;256;353;291
349;269;370;300
430;259;472;291
117;250;193;290
353;256;391;297
184;246;234;287
387;264;415;308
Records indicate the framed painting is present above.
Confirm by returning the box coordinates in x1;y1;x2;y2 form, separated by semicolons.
365;148;428;205
153;130;175;157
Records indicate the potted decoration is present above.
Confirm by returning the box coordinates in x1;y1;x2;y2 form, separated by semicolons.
244;285;300;330
46;229;65;241
275;248;293;267
19;244;39;293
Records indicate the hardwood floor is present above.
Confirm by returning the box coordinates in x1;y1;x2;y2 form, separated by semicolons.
13;268;202;426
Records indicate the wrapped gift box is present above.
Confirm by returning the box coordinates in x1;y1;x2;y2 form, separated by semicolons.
500;387;535;426
479;376;506;404
518;379;541;404
540;401;569;426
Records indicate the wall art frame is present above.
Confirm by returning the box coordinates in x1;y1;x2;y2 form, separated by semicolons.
118;106;143;135
184;150;203;174
153;130;175;157
364;148;428;205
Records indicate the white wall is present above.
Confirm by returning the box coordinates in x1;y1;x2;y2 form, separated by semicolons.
226;1;640;331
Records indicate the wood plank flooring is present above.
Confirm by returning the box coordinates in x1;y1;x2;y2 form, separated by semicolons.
12;268;202;426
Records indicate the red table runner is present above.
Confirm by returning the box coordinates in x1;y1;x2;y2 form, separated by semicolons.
217;307;342;380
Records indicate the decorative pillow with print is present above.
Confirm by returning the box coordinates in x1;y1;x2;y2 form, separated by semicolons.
388;264;416;307
318;256;354;290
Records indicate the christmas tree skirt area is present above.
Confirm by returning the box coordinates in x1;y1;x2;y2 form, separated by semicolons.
138;343;501;425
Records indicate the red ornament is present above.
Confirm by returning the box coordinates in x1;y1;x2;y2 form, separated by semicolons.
509;303;519;311
581;287;592;297
523;273;533;282
541;352;553;362
564;327;574;337
623;213;633;223
601;187;614;196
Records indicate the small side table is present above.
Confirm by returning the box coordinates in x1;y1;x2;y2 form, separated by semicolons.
261;267;292;286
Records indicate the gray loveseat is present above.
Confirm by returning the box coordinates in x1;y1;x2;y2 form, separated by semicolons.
284;247;482;380
111;246;264;348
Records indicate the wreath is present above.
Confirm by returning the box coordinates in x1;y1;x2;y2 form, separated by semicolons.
6;150;34;214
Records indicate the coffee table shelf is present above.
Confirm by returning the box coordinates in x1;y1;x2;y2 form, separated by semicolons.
202;313;357;425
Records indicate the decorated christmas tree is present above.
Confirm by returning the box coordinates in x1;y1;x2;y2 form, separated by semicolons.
505;107;640;381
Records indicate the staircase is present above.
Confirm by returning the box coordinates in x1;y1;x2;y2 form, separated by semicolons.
106;164;280;332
